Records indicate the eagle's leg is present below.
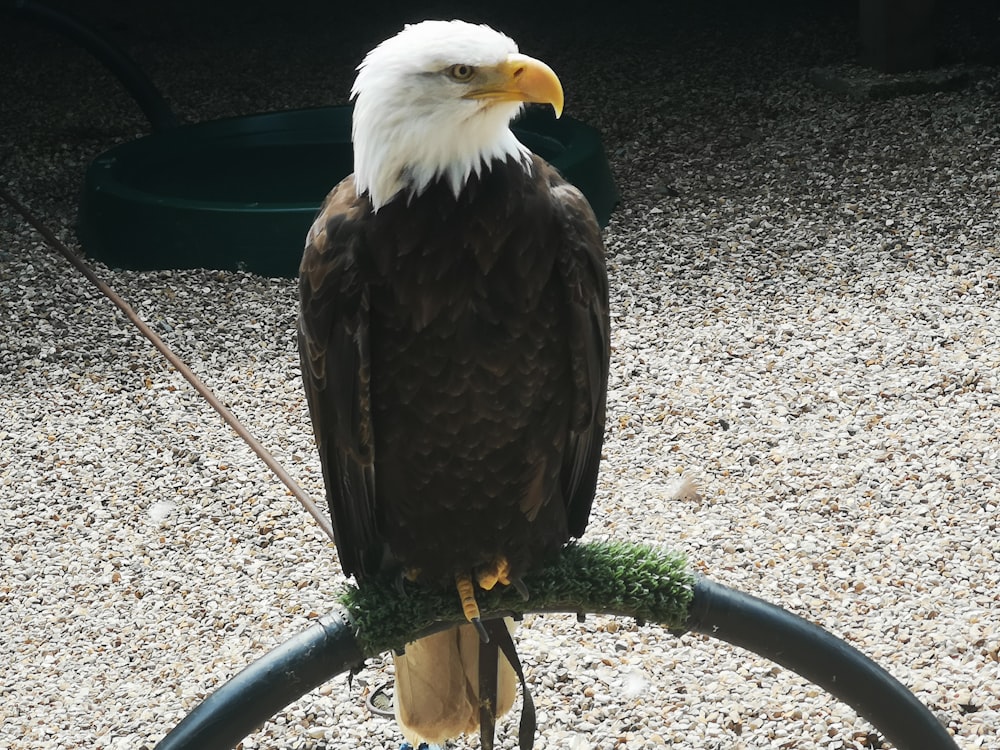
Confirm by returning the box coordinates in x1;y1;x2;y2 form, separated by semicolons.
476;556;529;599
455;571;489;642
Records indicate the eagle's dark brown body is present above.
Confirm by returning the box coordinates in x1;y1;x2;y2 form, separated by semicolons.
298;154;608;590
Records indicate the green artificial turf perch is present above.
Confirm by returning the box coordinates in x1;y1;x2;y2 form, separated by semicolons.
153;538;961;750
338;541;695;657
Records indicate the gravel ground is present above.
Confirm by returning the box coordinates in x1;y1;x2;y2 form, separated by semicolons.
2;2;998;749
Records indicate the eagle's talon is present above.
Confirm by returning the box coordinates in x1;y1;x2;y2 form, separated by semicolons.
511;577;530;601
395;567;422;596
472;617;489;643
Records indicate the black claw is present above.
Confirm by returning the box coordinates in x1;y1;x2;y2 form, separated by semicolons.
511;578;530;601
473;617;490;643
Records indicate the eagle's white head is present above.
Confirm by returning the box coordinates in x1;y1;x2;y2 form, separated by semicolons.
350;20;564;210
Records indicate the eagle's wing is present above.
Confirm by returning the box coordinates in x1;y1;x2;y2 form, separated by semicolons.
297;177;380;580
543;160;611;537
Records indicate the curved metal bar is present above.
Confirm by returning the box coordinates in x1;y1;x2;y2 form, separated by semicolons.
155;609;364;750
4;0;179;131
154;578;958;750
686;578;957;750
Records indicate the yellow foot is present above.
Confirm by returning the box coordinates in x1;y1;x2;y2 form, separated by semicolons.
403;567;421;582
475;556;511;591
456;571;481;622
455;571;489;642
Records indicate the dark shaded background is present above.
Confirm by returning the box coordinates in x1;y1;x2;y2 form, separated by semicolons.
3;1;997;132
2;0;997;226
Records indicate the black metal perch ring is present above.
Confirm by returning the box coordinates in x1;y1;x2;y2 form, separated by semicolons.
155;577;958;750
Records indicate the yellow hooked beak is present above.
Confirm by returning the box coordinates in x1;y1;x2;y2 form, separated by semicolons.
464;53;564;118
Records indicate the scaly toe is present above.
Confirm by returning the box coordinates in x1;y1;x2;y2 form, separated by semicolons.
476;556;511;592
456;571;482;622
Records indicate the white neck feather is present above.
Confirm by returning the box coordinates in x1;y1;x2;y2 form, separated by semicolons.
351;98;531;211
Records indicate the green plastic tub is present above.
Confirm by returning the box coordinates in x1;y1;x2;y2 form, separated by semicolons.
78;106;617;278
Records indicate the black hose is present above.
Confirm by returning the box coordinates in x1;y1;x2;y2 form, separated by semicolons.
4;0;178;131
686;578;958;750
154;579;959;750
155;609;364;750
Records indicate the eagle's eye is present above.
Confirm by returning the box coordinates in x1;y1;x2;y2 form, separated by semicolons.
445;64;476;82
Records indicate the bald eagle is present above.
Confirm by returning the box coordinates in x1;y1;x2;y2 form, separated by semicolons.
298;19;609;747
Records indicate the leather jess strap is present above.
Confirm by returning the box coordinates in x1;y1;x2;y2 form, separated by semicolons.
479;619;536;750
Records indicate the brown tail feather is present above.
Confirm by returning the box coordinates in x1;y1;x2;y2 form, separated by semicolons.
392;620;517;745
